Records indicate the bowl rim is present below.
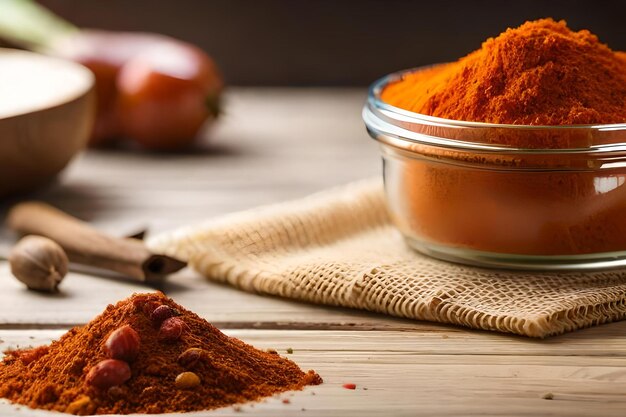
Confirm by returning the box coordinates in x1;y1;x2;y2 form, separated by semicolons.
368;67;626;131
0;48;95;120
364;67;626;155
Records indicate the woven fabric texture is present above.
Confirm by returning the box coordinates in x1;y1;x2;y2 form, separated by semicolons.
150;179;626;338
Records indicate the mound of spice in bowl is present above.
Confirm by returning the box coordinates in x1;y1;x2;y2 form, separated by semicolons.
0;292;322;414
364;18;626;269
382;19;626;126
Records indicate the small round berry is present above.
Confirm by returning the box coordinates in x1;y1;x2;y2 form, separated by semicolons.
105;325;140;362
158;317;184;342
175;371;201;390
86;359;131;389
150;305;175;324
177;348;204;369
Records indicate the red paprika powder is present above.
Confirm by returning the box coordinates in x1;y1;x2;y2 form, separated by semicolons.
373;19;626;261
382;19;626;127
0;292;322;414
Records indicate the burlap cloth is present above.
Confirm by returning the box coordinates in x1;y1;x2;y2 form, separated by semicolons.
150;179;626;338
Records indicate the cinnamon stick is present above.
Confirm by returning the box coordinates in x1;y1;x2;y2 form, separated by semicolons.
6;202;186;284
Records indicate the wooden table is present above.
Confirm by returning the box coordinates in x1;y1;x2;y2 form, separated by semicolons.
0;89;624;416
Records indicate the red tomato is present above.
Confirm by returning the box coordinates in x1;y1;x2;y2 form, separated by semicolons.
50;31;222;149
116;42;223;150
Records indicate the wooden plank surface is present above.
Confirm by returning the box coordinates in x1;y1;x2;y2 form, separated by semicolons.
0;262;424;329
0;329;624;416
18;88;379;233
0;88;624;416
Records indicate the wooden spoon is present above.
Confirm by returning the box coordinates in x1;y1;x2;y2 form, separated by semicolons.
6;201;187;284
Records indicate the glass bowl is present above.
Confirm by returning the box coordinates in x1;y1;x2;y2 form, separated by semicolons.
363;68;626;270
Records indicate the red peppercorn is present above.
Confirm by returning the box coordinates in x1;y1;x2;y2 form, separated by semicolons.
150;305;175;324
342;383;356;390
105;325;140;362
177;348;204;368
86;359;131;389
158;317;184;342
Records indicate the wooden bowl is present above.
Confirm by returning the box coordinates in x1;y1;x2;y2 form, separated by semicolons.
0;48;95;197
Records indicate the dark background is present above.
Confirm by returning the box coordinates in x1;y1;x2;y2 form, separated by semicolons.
40;0;626;86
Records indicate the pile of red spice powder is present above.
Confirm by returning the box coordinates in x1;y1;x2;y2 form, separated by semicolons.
0;292;322;414
382;18;626;126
